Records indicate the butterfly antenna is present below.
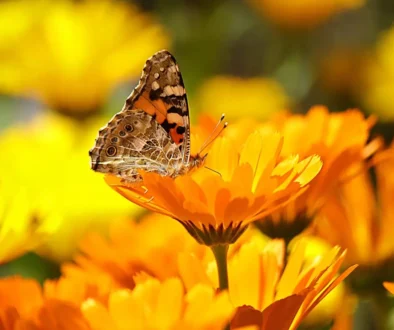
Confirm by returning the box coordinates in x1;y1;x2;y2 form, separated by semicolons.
203;166;222;177
199;114;228;154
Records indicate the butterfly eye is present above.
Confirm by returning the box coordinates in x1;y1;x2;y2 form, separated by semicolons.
125;124;133;132
111;137;119;143
106;146;117;157
119;131;126;137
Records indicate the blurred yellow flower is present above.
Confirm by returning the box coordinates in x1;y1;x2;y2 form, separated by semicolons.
195;76;290;121
82;277;235;330
247;0;365;30
0;0;169;116
105;128;322;246
254;106;377;241
0;113;142;261
0;186;60;264
361;26;394;120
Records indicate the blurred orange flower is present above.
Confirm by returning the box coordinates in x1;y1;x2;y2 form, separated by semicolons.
315;145;394;267
383;282;394;295
43;214;205;306
44;214;271;308
0;0;169;116
317;48;370;96
247;0;364;30
105;128;322;246
255;106;377;240
82;277;235;330
0;277;91;330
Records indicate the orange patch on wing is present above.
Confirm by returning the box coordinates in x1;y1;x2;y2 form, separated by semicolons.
170;127;184;144
133;92;167;124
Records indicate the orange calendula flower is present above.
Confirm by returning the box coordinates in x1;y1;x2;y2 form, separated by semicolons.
82;277;235;330
383;282;394;295
246;0;364;30
315;145;394;282
179;237;356;329
44;214;206;306
254;106;378;241
105;129;322;246
0;276;90;330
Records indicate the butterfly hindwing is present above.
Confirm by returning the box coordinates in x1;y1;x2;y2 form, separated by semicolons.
89;109;183;181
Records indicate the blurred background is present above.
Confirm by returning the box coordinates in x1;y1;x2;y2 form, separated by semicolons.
1;0;394;329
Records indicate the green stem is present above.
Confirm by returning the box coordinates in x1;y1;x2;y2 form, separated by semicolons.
211;244;230;330
370;292;392;330
211;244;229;291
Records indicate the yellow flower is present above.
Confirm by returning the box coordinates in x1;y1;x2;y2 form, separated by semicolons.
246;0;365;30
0;187;60;264
0;0;169;116
195;76;290;121
0;113;142;261
105;128;322;246
361;26;394;120
82;277;235;330
254;106;377;241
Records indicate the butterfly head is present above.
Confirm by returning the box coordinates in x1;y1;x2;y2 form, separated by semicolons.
189;153;208;169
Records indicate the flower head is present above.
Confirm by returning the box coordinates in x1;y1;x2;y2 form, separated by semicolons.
254;106;377;240
0;277;91;330
82;277;235;330
315;145;394;294
361;26;394;121
0;0;169;116
105;128;322;246
0;185;60;264
179;236;356;329
246;0;365;30
316;145;394;267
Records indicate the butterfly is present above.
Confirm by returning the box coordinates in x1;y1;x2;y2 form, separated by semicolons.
89;50;225;182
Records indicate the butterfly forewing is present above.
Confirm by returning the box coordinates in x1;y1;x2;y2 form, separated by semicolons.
123;50;190;164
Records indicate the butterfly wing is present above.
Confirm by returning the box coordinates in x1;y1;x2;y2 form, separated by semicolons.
89;109;183;181
90;50;191;182
123;50;191;164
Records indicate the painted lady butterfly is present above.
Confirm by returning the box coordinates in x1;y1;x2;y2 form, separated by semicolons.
89;50;224;182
